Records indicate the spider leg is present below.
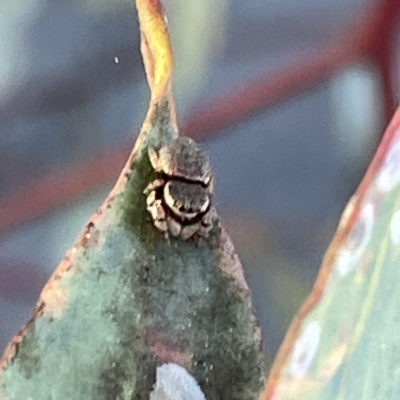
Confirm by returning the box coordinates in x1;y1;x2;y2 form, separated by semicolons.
144;178;171;242
181;222;201;240
146;190;168;237
167;215;182;237
198;207;217;237
154;219;168;232
146;190;156;207
206;176;215;195
202;207;217;226
147;196;166;221
144;178;165;195
148;147;162;171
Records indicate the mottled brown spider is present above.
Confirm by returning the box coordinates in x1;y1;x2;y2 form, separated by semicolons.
144;136;216;240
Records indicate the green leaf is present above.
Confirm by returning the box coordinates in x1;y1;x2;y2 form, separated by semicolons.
263;108;400;399
0;2;267;399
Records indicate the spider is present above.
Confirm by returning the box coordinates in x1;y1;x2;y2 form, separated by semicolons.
144;137;216;240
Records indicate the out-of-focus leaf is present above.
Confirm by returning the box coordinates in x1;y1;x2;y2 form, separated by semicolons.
262;107;400;399
165;0;228;109
0;1;267;399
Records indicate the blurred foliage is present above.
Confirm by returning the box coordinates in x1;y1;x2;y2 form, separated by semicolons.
164;0;228;110
263;108;400;399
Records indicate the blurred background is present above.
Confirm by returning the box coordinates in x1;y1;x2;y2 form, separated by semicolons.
0;0;399;366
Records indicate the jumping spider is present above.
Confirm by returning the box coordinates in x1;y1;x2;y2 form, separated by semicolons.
144;136;216;240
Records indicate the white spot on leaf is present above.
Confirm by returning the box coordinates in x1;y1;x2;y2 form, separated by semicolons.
291;322;321;377
335;202;374;276
337;196;357;231
150;363;207;400
390;210;400;245
377;138;400;192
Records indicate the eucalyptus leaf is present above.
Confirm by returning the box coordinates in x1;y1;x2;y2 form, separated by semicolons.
0;2;267;399
263;109;400;399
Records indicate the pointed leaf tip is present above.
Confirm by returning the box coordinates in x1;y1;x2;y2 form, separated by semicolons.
148;0;165;14
0;3;267;399
136;0;173;101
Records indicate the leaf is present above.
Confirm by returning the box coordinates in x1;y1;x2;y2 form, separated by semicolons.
0;1;267;399
136;0;173;99
262;107;400;399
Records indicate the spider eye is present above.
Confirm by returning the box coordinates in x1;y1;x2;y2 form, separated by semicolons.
177;203;193;213
174;200;184;210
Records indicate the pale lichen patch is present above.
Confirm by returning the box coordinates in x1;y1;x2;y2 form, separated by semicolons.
390;209;400;245
335;202;374;277
290;322;321;378
376;137;400;192
337;195;357;232
40;282;69;320
150;363;206;400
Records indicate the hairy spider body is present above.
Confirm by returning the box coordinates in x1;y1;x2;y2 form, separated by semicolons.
144;137;216;240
